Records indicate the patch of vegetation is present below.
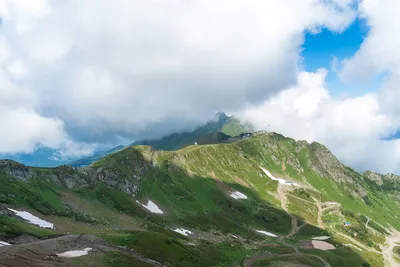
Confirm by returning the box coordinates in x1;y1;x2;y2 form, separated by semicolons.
76;184;148;219
104;231;226;267
394;246;400;258
103;252;154;267
252;254;323;267
0;216;55;237
0;174;100;224
296;224;329;238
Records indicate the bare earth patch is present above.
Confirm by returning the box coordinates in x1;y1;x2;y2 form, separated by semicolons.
299;240;314;249
300;240;335;251
311;240;335;251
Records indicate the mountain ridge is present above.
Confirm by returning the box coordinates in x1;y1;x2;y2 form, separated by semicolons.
1;131;399;266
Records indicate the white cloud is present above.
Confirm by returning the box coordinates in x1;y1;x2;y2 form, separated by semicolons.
240;69;400;174
340;0;400;124
0;0;357;150
0;107;65;153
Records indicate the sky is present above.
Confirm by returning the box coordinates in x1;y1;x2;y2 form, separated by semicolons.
1;0;400;174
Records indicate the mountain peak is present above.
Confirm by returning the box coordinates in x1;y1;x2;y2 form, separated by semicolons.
214;111;230;121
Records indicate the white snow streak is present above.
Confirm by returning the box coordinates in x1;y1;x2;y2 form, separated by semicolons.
230;191;248;199
256;230;278;237
7;208;54;229
137;200;164;214
173;228;192;236
259;167;299;186
56;248;92;258
0;241;11;246
312;236;330;240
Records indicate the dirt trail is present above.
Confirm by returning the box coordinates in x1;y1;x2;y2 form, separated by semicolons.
243;181;333;266
312;197;342;229
381;230;400;267
314;198;324;229
245;170;339;266
0;234;163;267
277;183;300;238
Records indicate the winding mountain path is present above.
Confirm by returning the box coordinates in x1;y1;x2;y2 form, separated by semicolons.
277;183;301;238
382;230;400;267
244;170;332;266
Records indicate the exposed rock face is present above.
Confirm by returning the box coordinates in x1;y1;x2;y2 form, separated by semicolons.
364;171;384;185
0;160;36;181
94;167;139;196
55;165;90;189
364;171;400;192
0;148;152;197
382;173;400;183
309;142;348;183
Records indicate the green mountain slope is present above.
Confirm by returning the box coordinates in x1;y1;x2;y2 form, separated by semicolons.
132;112;254;150
1;132;399;266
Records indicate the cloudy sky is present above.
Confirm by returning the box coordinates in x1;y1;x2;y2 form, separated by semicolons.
0;0;399;173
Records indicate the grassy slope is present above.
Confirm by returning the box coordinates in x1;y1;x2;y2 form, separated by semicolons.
1;132;398;266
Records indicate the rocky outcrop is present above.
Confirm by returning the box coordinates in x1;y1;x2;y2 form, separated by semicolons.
363;171;384;185
0;160;90;190
0;160;36;181
382;173;400;183
54;165;90;189
308;142;350;183
364;171;400;192
94;167;139;196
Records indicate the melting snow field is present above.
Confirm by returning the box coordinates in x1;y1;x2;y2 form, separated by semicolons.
56;248;92;258
312;236;330;240
0;241;11;246
230;191;248;200
7;208;54;229
259;167;299;186
173;228;193;236
256;230;278;237
137;200;164;214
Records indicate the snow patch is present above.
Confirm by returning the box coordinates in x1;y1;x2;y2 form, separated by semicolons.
256;230;278;237
259;167;299;186
0;241;11;246
56;248;92;258
137;200;163;214
230;191;248;200
312;236;330;240
173;228;192;236
7;208;54;229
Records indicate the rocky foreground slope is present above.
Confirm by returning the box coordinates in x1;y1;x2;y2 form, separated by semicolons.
1;132;400;267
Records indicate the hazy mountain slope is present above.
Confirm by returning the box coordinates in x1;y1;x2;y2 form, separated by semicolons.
220;116;255;137
132;112;253;151
0;147;70;167
1;132;399;266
